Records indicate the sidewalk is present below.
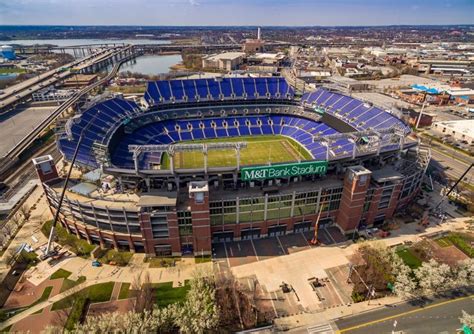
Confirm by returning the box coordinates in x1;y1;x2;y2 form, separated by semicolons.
0;186;52;282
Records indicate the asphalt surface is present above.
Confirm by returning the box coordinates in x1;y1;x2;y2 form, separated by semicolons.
428;143;473;182
335;291;474;334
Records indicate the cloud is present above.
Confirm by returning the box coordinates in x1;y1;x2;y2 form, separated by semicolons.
189;0;200;5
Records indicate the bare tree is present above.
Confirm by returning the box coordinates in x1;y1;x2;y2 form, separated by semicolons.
18;204;31;221
133;272;154;313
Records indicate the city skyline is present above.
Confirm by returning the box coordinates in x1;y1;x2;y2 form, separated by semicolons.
0;0;473;26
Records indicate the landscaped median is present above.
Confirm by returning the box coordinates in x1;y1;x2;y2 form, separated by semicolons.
41;220;95;257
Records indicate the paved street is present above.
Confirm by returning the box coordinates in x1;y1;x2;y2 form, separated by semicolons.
335;292;474;334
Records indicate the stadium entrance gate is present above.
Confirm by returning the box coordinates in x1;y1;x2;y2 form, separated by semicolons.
268;225;287;237
241;228;261;240
212;231;234;243
294;221;312;233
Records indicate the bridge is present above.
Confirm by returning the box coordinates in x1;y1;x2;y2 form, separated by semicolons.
0;45;138;114
0;49;137;177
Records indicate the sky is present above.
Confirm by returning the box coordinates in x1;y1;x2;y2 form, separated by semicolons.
0;0;473;26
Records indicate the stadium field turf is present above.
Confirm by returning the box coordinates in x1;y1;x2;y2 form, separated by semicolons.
160;135;312;169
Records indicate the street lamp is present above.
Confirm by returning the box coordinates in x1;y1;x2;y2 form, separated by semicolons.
44;110;101;256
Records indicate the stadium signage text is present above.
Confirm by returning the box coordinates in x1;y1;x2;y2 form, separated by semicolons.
241;161;328;181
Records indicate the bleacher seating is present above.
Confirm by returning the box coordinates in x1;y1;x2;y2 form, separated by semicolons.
108;114;358;170
301;88;410;134
144;77;295;106
58;98;139;169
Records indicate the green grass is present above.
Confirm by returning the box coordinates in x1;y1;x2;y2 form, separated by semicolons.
396;247;423;269
50;268;72;280
161;135;311;169
434;237;453;248
60;276;86;293
153;281;190;308
51;282;114;311
95;249;133;266
31;286;53;307
118;282;131;300
194;255;212;264
41;220;95;257
444;233;474;258
146;257;181;268
0;68;27;74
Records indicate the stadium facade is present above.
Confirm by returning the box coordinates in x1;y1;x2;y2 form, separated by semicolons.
33;77;430;256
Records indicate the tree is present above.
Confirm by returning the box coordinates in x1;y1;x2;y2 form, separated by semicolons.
133;272;154;313
414;259;452;295
174;274;220;334
19;204;31;221
459;310;474;329
451;258;474;289
391;251;417;299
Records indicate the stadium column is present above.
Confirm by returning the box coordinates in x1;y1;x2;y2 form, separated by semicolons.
336;166;372;234
188;181;212;256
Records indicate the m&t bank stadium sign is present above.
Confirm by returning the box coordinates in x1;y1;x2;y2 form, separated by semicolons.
241;161;328;181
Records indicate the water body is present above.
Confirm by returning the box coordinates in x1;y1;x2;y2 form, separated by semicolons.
0;39;171;47
0;73;18;81
119;55;182;75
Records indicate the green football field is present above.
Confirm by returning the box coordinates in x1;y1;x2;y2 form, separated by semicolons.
160;135;312;169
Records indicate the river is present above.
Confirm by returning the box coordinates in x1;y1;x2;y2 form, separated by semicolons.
119;54;182;75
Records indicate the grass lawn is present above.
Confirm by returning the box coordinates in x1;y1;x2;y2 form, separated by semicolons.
396;247;423;269
50;268;72;280
195;255;212;264
434;237;453;248
153;281;190;308
118;282;131;300
161;135;310;169
60;276;86;293
444;232;474;258
146;257;181;268
41;220;95;257
0;67;27;74
51;282;114;311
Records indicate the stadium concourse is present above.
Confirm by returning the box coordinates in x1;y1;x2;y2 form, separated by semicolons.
32;76;430;257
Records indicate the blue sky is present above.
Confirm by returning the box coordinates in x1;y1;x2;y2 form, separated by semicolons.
0;0;472;26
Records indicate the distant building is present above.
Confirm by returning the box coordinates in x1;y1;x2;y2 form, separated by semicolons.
242;27;265;53
0;45;16;60
62;74;98;88
32;88;76;102
202;52;246;71
432;120;474;144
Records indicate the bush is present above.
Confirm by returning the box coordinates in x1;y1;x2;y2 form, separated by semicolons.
351;291;366;303
96;249;133;266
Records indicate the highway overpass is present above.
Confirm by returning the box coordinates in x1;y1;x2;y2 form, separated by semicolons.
0;45;136;114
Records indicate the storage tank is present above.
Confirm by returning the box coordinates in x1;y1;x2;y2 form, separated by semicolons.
1;45;16;60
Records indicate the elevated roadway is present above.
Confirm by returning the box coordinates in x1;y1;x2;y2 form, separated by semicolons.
0;49;136;176
0;46;134;114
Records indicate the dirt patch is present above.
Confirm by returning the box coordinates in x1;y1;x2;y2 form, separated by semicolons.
4;278;63;309
87;299;135;317
428;240;469;267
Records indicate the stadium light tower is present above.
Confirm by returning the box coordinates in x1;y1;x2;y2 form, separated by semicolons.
44;111;101;257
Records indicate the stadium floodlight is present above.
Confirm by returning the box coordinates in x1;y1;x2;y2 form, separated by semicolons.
45;110;102;257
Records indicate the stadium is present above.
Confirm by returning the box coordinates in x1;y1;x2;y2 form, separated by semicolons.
33;76;430;256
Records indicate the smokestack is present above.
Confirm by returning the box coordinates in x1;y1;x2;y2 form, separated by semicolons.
257;27;261;40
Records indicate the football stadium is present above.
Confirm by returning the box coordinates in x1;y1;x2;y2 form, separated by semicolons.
33;77;430;256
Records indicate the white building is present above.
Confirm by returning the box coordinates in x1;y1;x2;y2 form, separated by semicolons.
432;119;474;144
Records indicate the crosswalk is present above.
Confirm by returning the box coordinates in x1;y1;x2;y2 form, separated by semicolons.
306;323;335;334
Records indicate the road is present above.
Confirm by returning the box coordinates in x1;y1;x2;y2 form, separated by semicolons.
428;141;474;182
0;47;127;113
334;293;474;334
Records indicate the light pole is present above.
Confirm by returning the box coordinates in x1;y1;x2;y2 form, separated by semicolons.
44;110;101;256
